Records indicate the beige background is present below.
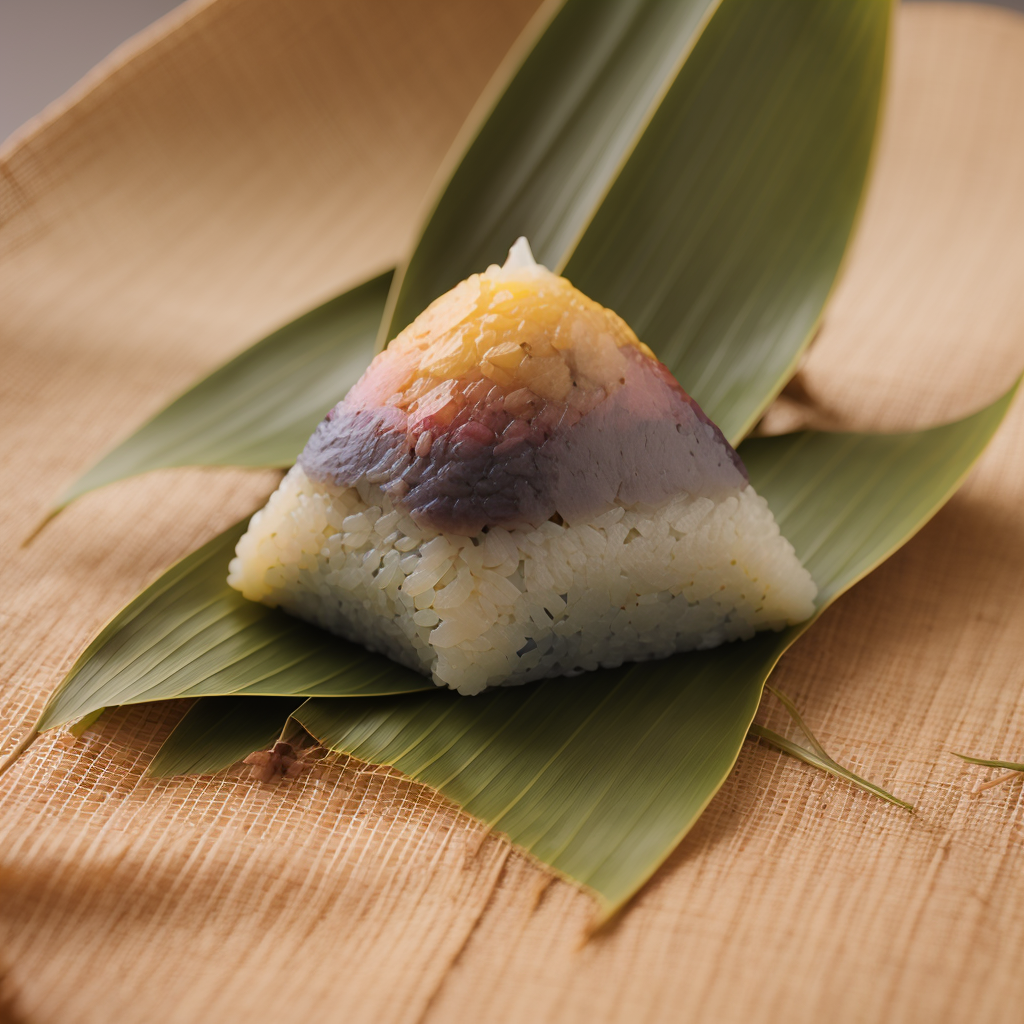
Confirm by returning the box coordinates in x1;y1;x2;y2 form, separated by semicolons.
5;0;1024;145
2;2;1024;1022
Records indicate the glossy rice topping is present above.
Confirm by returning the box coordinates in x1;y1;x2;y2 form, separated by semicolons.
299;241;747;535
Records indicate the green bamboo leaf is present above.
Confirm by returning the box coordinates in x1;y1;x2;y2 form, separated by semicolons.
391;0;890;445
51;0;720;518
77;0;894;797
28;520;432;739
52;271;391;512
564;0;890;441
46;0;888;525
148;696;303;778
952;753;1024;772
293;382;1018;916
386;0;720;334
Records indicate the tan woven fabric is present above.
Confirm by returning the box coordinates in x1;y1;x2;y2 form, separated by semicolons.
2;2;1023;1021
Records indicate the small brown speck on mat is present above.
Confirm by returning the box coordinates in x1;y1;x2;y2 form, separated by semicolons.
0;964;28;1024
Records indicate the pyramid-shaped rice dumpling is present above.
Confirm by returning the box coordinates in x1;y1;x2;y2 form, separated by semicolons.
229;239;816;694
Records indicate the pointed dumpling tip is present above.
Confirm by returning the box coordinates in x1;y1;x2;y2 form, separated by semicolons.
503;235;541;272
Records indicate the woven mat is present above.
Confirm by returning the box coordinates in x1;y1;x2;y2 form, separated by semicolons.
2;3;1023;1022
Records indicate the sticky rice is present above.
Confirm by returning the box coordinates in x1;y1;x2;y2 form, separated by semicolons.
229;239;816;694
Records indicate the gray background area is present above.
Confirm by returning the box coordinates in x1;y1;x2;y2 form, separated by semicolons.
1;0;181;145
2;0;1024;146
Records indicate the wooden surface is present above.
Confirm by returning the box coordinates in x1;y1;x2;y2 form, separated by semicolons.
2;3;1024;1022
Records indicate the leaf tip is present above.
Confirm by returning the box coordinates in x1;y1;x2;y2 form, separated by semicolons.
585;894;622;939
0;729;41;780
21;506;63;547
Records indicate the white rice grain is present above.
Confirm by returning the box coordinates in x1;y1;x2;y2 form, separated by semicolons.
228;465;817;695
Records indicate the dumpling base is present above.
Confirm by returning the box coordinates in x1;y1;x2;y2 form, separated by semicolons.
229;467;816;695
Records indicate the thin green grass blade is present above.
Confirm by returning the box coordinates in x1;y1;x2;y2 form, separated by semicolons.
148;696;302;778
748;724;913;812
763;684;829;761
952;753;1024;772
390;0;890;447
294;381;1018;916
32;519;433;734
386;0;719;336
751;686;912;810
53;271;391;512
